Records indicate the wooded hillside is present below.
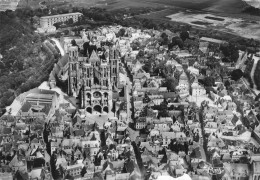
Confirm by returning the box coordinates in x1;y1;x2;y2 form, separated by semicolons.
0;11;58;115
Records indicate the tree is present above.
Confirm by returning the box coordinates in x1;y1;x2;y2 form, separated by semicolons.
162;77;178;92
142;61;152;73
254;60;260;90
83;42;90;56
168;139;178;153
180;31;189;41
203;76;215;87
117;28;126;37
220;43;239;62
172;36;184;49
81;166;87;177
231;69;243;81
160;33;169;45
137;50;144;58
94;155;102;166
53;22;62;29
161;32;168;39
156;100;169;118
67;18;74;25
71;39;77;46
64;29;69;35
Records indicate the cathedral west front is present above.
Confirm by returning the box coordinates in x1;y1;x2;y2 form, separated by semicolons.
67;45;120;114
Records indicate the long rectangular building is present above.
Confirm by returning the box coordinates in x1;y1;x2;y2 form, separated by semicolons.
40;12;83;28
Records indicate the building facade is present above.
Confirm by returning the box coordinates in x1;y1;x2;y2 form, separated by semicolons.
40;12;82;28
68;46;120;114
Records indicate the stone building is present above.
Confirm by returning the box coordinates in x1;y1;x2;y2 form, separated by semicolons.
68;46;120;114
39;12;82;28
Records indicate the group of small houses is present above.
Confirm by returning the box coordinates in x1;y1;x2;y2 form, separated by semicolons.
120;26;260;180
1;25;260;180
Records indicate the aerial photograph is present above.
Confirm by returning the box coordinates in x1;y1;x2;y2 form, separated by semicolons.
0;0;260;179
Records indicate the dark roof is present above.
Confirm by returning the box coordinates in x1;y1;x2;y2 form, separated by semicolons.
20;102;32;112
74;129;85;137
29;88;57;95
231;115;239;126
90;134;97;141
33;158;45;168
72;115;82;125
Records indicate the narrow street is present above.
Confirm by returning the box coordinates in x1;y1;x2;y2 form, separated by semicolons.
198;109;209;162
121;57;134;124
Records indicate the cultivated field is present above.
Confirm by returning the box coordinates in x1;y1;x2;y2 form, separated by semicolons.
17;0;111;9
166;11;260;39
0;0;20;11
104;0;247;12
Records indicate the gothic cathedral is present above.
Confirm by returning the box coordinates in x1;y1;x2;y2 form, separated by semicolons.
68;46;120;114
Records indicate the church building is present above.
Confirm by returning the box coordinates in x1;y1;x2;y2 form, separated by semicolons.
67;45;120;114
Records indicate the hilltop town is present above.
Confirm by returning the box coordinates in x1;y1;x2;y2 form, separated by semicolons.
1;11;260;180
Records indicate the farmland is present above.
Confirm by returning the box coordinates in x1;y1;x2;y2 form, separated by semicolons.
5;0;260;40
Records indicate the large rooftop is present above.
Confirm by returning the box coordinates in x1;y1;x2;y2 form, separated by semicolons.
40;12;83;19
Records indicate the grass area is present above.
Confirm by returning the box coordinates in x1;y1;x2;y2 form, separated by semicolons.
137;8;178;20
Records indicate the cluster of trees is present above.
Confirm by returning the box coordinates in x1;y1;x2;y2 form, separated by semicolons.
220;43;239;63
116;28;127;37
254;60;260;90
168;36;184;49
160;31;189;49
168;139;189;155
143;60;179;92
198;76;215;87
153;99;170;118
243;59;255;88
231;69;244;81
243;6;260;16
162;77;179;92
82;41;97;57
